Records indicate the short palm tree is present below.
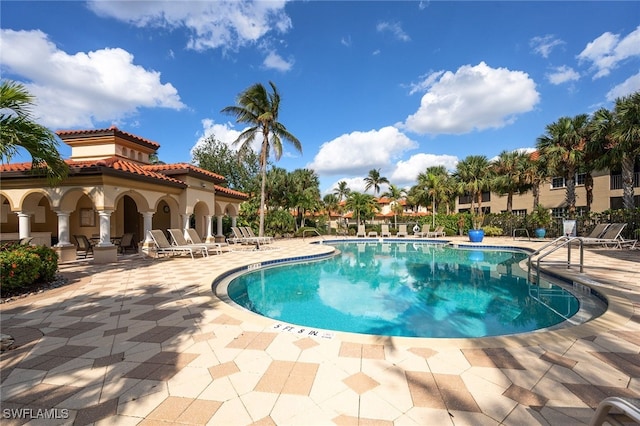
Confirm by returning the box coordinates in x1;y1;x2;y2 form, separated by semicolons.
536;114;589;218
381;184;406;228
364;168;389;195
222;81;301;237
491;150;532;213
0;80;68;184
454;155;492;218
345;191;378;225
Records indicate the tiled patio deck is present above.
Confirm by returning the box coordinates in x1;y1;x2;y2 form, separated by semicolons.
1;236;638;425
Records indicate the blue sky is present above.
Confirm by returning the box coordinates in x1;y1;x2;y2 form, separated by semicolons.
2;1;639;194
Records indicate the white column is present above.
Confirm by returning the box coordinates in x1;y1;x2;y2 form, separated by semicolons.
181;214;190;231
55;211;73;246
231;216;237;228
142;212;154;243
206;215;214;238
97;210;114;247
17;212;31;239
216;215;224;237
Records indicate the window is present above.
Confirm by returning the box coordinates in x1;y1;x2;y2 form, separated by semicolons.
576;173;586;186
551;207;566;218
551;177;564;188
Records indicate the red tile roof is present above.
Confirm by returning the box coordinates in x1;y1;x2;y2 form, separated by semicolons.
56;126;160;149
145;163;226;183
214;185;249;200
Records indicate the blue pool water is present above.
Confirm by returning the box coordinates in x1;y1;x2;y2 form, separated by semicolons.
226;242;581;338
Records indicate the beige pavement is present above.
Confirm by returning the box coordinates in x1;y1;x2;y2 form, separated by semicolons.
1;236;638;425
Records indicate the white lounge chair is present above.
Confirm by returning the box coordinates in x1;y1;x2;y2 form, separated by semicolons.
415;224;430;237
186;228;227;252
242;226;273;244
583;223;610;239
427;225;445;238
380;224;391;237
148;230;205;259
169;228;221;255
396;224;408;238
356;225;366;238
230;226;257;245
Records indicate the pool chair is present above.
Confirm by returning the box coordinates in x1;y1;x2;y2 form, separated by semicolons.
396;224;408;238
169;228;221;255
415;224;430;237
242;226;273;244
229;226;256;245
148;230;205;259
356;225;366;238
583;223;610;239
580;223;634;249
427;225;446;238
380;224;391;238
186;228;227;251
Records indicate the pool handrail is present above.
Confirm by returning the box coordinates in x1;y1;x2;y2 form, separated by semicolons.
527;236;584;284
302;228;325;242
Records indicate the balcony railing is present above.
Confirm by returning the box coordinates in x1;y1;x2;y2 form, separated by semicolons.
610;172;640;190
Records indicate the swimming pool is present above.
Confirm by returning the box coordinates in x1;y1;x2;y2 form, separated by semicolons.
223;241;602;338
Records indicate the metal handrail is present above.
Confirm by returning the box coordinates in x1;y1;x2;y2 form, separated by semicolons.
302;229;325;242
589;397;640;426
527;236;584;284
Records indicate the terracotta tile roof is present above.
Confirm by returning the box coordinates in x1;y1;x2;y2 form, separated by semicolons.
145;163;226;183
56;126;160;149
214;185;249;200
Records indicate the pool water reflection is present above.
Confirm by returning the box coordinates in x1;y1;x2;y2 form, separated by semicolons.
227;242;581;338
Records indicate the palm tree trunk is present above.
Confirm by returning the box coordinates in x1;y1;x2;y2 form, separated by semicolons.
259;163;267;237
585;172;594;213
566;174;576;218
622;153;635;210
507;192;513;213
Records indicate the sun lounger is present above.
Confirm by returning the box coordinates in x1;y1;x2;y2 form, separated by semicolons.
148;230;205;259
186;228;227;252
242;226;273;244
380;224;391;237
356;225;366;238
396;224;408;237
415;224;430;237
427;225;445;238
169;228;221;255
583;223;610;239
580;223;634;249
230;226;257;245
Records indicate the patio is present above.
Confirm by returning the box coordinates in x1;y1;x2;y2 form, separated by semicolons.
0;236;638;425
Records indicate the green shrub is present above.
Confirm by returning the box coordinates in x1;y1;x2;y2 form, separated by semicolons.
0;244;59;296
482;225;504;237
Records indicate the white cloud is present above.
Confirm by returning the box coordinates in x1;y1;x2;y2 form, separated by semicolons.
262;51;293;72
401;62;539;135
606;72;640;102
0;29;184;129
87;0;292;52
307;126;417;175
530;35;565;58
488;147;536;163
546;65;580;85
376;21;410;42
324;177;370;195
191;119;245;156
408;70;445;95
578;26;640;79
389;153;459;185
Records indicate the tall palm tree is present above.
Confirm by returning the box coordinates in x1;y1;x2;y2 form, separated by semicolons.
491;150;532;213
222;81;301;236
536;114;589;218
520;153;548;210
381;183;406;228
364;168;389;195
0;80;68;184
454;155;492;215
590;91;640;210
333;180;351;202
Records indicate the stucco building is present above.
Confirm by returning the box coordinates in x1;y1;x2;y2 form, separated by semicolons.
0;127;248;263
